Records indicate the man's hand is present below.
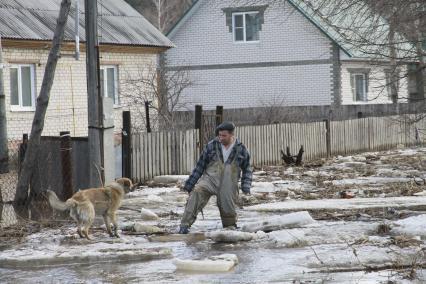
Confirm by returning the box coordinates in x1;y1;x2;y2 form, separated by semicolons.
177;181;191;194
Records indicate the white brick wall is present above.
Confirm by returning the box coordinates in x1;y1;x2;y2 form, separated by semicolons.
3;47;157;139
166;0;334;110
181;64;333;109
341;61;409;105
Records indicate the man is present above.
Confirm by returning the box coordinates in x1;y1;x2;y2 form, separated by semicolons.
179;121;252;234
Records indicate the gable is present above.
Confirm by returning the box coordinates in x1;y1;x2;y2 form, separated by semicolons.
0;0;174;48
168;0;417;60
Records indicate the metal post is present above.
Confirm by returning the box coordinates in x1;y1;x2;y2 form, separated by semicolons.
60;131;73;200
85;0;104;187
122;111;132;179
0;35;9;173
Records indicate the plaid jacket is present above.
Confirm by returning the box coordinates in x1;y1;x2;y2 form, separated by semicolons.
184;138;252;193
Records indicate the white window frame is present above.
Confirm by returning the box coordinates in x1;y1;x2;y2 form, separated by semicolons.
100;65;119;107
352;73;368;102
10;64;36;112
232;11;260;43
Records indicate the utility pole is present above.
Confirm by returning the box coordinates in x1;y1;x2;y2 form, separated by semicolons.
85;0;104;187
0;35;9;173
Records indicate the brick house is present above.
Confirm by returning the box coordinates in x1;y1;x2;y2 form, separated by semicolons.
166;0;422;122
1;0;173;140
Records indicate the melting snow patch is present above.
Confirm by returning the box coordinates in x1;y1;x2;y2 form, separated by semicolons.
241;211;315;233
393;215;426;237
146;195;165;203
140;208;159;220
331;177;411;186
173;254;238;272
126;187;179;198
152;175;188;184
251;181;311;194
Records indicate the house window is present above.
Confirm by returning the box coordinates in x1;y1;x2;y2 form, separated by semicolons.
10;64;36;111
351;73;367;102
232;12;260;42
100;65;119;105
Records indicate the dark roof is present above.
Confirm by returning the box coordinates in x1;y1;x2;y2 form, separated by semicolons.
0;0;174;48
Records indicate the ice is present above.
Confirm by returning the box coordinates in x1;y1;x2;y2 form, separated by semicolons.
173;254;238;272
152;175;188;184
392;215;426;237
205;230;257;243
126;187;179;197
133;223;165;234
241;211;316;232
246;196;426;212
332;177;412;186
146;195;165;203
140;208;160;220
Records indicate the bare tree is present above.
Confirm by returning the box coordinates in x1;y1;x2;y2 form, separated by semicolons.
121;55;194;131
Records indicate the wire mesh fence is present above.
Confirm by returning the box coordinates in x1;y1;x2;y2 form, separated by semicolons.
0;134;90;245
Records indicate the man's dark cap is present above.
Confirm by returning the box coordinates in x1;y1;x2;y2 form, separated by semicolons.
216;121;235;132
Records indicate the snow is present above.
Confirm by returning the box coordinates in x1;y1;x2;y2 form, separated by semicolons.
392;214;426;237
133;223;165;234
152;175;188;184
251;181;312;194
331;177;412;186
173;254;238;272
126;187;179;197
246;196;426;212
140;208;160;220
241;211;316;232
0;228;171;268
146;195;165;203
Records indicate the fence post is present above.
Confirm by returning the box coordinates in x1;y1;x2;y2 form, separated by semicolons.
195;105;203;152
145;101;151;133
122;111;132;180
60;131;73;200
215;105;223;127
324;119;331;158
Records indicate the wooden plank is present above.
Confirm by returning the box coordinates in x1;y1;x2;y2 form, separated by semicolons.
144;133;150;180
139;133;144;181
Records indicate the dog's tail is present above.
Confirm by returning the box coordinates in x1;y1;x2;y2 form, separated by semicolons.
47;190;75;211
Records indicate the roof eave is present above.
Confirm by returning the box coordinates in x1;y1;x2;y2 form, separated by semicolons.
286;0;352;58
166;0;202;38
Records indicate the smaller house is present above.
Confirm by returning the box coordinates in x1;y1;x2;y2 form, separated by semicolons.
1;0;174;140
166;0;423;123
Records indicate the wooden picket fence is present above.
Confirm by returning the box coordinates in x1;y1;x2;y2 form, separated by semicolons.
132;114;426;181
131;129;199;182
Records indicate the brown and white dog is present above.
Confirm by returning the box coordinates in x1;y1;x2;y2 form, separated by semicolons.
47;178;134;240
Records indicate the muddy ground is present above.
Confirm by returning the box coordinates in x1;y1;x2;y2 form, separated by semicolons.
1;147;426;283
